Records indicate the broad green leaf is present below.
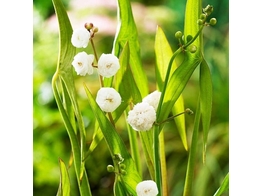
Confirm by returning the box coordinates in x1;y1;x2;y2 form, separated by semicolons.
56;159;70;196
213;173;229;196
200;58;212;162
155;26;188;150
84;84;141;195
113;0;148;98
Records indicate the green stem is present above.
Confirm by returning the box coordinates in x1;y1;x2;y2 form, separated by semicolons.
125;111;142;176
153;125;162;196
159;131;167;196
183;97;201;196
52;73;92;196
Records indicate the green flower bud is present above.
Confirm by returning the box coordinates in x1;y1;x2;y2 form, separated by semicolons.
186;35;193;43
107;165;115;172
119;163;126;170
200;13;206;20
93;27;99;33
175;31;183;39
120;169;127;175
197;19;204;25
188;45;197;53
209;18;217;26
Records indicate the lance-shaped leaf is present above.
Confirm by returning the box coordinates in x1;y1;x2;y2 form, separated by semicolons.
84;84;141;195
200;58;212;162
213;172;229;196
155;26;188;150
56;159;70;196
52;0;91;194
113;0;148;98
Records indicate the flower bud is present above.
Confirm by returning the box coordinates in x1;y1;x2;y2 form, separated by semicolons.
188;45;197;53
107;165;115;172
119;163;126;170
197;19;204;25
84;23;93;30
186;35;193;43
209;18;217;26
120;169;127;175
200;13;206;20
203;5;213;16
175;31;183;39
93;27;99;33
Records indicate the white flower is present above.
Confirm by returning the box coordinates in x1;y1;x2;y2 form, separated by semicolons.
72;52;94;76
136;180;159;196
96;87;122;112
97;53;120;78
142;90;162;111
127;102;156;131
71;27;90;48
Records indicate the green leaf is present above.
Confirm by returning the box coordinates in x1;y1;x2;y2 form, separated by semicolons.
113;0;148;98
84;84;141;195
200;58;212;162
155;26;188;150
158;54;201;123
213;173;229;196
183;98;201;196
52;0;92;194
114;42;142;121
56;159;70;196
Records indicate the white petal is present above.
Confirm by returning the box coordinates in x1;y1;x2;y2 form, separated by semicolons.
136;180;158;196
71;27;90;48
72;52;94;76
97;53;120;77
142;90;162;111
96;87;122;112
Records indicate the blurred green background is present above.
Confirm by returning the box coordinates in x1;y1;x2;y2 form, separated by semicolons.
33;0;229;195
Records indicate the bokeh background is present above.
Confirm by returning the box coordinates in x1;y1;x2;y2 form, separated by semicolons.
33;0;229;195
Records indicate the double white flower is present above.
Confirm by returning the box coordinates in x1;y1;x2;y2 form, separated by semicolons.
72;52;94;76
96;87;122;112
127;90;161;131
136;180;159;196
97;53;120;78
71;27;91;48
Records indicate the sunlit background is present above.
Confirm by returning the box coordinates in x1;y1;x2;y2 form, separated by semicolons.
33;0;229;195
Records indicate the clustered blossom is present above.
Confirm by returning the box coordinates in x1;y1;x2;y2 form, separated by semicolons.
127;91;161;131
97;53;120;78
96;87;122;112
71;27;91;48
72;52;94;76
142;90;161;111
136;180;159;196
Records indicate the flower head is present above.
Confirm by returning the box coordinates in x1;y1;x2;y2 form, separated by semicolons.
71;27;90;48
136;180;158;196
142;90;161;111
96;87;122;112
127;102;156;131
72;52;94;76
97;53;120;78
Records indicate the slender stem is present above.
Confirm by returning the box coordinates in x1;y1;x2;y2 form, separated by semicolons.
159;131;168;196
153;125;162;196
156;108;193;125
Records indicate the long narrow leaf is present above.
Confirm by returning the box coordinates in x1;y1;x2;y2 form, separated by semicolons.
84;84;141;195
213;173;229;196
155;26;188;150
56;159;70;196
200;58;212;162
113;0;148;97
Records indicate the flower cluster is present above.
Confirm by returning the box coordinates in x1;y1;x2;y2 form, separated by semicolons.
136;180;158;196
71;24;122;112
127;90;161;131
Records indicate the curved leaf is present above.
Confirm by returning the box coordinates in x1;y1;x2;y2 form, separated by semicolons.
213;173;229;196
155;26;188;150
84;84;141;195
56;159;70;196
